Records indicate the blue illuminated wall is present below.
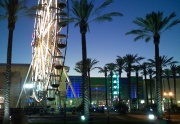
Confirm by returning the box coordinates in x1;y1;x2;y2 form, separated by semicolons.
67;75;144;101
67;76;82;98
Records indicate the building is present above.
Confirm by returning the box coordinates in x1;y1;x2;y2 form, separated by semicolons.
0;63;180;110
0;63;29;108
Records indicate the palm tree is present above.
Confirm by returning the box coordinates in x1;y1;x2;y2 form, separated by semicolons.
0;0;27;123
147;67;155;105
106;63;117;106
140;62;149;105
96;66;109;123
163;69;173;105
148;56;178;93
123;54;144;112
74;58;99;115
170;64;178;104
96;66;108;107
126;11;180;119
176;65;180;76
132;65;141;110
163;69;171;92
69;0;122;118
115;56;125;105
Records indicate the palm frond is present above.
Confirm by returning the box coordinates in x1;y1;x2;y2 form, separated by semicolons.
92;0;113;16
164;20;180;31
133;17;147;28
91;12;122;22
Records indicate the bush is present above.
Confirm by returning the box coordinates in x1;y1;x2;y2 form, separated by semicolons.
114;102;129;114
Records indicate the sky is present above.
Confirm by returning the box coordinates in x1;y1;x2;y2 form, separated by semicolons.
0;0;180;78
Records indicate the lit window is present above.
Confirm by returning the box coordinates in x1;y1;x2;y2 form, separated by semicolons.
0;97;4;103
113;75;116;78
113;91;117;94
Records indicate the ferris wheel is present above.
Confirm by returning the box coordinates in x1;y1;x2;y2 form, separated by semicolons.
29;0;73;103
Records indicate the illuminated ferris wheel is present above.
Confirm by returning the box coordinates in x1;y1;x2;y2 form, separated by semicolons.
30;0;73;103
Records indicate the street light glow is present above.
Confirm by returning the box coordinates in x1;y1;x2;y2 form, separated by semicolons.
148;114;155;120
163;91;173;120
163;92;173;97
81;115;85;121
169;92;173;96
24;83;33;88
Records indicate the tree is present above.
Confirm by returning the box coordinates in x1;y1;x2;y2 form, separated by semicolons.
148;56;178;93
96;66;109;123
0;0;27;123
123;54;144;112
74;58;99;115
170;64;178;104
140;62;149;105
96;66;108;107
163;69;173;105
163;69;171;92
69;0;122;118
126;11;180;119
106;63;117;106
176;65;180;76
115;56;125;106
132;65;141;110
147;67;155;105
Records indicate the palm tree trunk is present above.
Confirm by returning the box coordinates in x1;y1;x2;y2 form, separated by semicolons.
110;71;113;106
136;72;139;110
3;21;15;124
144;72;148;106
173;74;176;104
149;75;153;105
118;69;121;105
128;69;132;112
167;76;173;105
80;26;89;118
105;68;108;107
88;69;91;115
160;69;163;96
154;39;162;119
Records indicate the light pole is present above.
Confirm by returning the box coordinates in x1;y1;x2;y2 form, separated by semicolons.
163;91;173;120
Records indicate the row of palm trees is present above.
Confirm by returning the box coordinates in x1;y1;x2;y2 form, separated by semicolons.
74;55;180;113
71;3;180;120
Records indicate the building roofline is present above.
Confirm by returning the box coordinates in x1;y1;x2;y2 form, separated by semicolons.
0;63;30;67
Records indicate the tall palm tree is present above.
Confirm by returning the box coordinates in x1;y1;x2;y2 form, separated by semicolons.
74;58;99;115
69;0;122;118
126;11;180;119
170;64;178;104
132;65;141;110
163;69;171;92
163;69;173;105
106;63;117;106
96;66;108;107
115;56;125;105
0;0;27;123
123;54;144;112
147;67;155;105
176;65;180;76
148;56;178;93
96;66;109;123
140;62;148;105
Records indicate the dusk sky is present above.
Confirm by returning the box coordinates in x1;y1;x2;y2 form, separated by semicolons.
0;0;180;77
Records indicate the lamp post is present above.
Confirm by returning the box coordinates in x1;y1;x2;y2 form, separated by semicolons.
163;91;173;120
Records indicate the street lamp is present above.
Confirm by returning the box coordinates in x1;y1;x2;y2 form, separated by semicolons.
163;91;173;120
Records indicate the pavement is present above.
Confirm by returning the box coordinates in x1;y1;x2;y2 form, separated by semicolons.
26;112;180;124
